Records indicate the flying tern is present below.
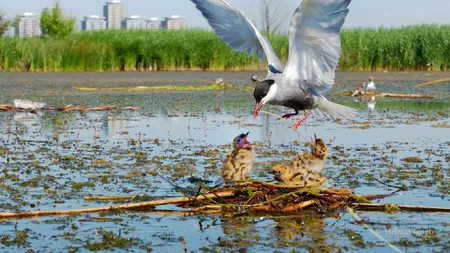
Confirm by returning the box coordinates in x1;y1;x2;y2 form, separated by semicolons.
191;0;357;128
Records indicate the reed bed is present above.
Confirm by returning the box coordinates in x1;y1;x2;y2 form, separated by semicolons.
0;25;449;72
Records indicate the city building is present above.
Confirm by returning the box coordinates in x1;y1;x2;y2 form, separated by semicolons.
147;18;161;30
81;15;107;31
103;0;128;29
122;15;147;29
161;15;187;30
16;13;42;37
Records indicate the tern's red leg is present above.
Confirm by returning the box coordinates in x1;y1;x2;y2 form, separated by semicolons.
281;110;299;119
291;112;309;129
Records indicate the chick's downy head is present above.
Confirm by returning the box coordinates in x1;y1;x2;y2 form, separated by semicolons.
233;132;252;150
310;134;328;160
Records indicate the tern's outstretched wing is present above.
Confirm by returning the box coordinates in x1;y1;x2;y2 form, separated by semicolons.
191;0;284;74
282;0;351;93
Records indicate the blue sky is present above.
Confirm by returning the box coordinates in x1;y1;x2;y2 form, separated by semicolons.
1;0;450;30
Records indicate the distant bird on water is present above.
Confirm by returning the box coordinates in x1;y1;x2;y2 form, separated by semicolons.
215;76;224;84
13;99;46;110
272;134;329;187
366;76;376;92
191;0;357;128
220;132;255;181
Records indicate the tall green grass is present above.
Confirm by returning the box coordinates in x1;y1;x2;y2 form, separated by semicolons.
340;25;450;71
0;25;449;72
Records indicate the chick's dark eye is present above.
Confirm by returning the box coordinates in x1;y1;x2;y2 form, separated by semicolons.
237;138;241;142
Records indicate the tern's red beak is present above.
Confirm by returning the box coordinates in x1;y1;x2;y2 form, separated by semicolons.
253;102;263;118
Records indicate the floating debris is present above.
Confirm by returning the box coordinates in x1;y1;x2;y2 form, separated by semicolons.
74;83;253;92
415;77;450;88
431;123;450;128
0;104;141;112
344;91;434;99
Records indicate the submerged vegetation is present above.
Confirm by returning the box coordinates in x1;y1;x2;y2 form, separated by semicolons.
0;25;449;72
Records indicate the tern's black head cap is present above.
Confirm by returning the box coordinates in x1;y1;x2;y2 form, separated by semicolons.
253;79;275;103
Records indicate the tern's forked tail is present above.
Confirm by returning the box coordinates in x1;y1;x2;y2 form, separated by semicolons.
316;99;357;120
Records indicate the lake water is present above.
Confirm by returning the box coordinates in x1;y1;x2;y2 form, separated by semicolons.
0;72;449;252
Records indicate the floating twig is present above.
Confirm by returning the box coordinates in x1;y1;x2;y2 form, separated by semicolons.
280;200;316;212
0;190;234;219
415;78;450;88
350;203;450;213
364;173;407;191
0;104;141;112
346;207;405;253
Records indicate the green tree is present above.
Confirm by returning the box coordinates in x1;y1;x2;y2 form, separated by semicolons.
0;12;10;36
40;1;75;38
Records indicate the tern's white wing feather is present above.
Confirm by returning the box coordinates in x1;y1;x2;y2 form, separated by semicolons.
191;0;284;74
282;0;351;93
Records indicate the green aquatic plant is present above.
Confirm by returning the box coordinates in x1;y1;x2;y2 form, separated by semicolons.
0;230;30;247
84;229;139;251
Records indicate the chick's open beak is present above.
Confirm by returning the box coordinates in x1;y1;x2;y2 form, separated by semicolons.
241;136;252;147
311;136;316;146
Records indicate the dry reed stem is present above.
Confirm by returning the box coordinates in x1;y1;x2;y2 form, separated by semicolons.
350;203;450;213
379;93;434;99
0;104;141;112
415;78;450;88
351;93;434;99
281;200;316;212
0;190;234;219
85;196;136;201
358;193;395;200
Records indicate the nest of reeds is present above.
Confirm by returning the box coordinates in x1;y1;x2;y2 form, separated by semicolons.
177;181;371;214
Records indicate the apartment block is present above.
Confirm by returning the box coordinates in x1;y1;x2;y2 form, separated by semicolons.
122;15;147;29
103;0;128;29
147;18;162;30
161;15;187;30
16;13;42;37
81;15;107;31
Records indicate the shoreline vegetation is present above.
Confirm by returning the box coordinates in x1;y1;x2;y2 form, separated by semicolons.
0;25;449;72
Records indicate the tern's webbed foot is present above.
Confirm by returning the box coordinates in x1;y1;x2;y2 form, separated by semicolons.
290;112;309;129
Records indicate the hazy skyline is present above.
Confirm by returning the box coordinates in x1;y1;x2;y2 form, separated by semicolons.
2;0;450;30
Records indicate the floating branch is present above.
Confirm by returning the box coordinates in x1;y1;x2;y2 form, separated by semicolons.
341;91;434;99
74;83;254;92
0;190;234;219
350;203;450;213
0;104;141;112
415;78;450;88
347;207;405;253
378;93;434;99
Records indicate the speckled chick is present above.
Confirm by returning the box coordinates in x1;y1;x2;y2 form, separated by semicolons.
272;164;327;187
272;135;329;187
220;132;255;181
